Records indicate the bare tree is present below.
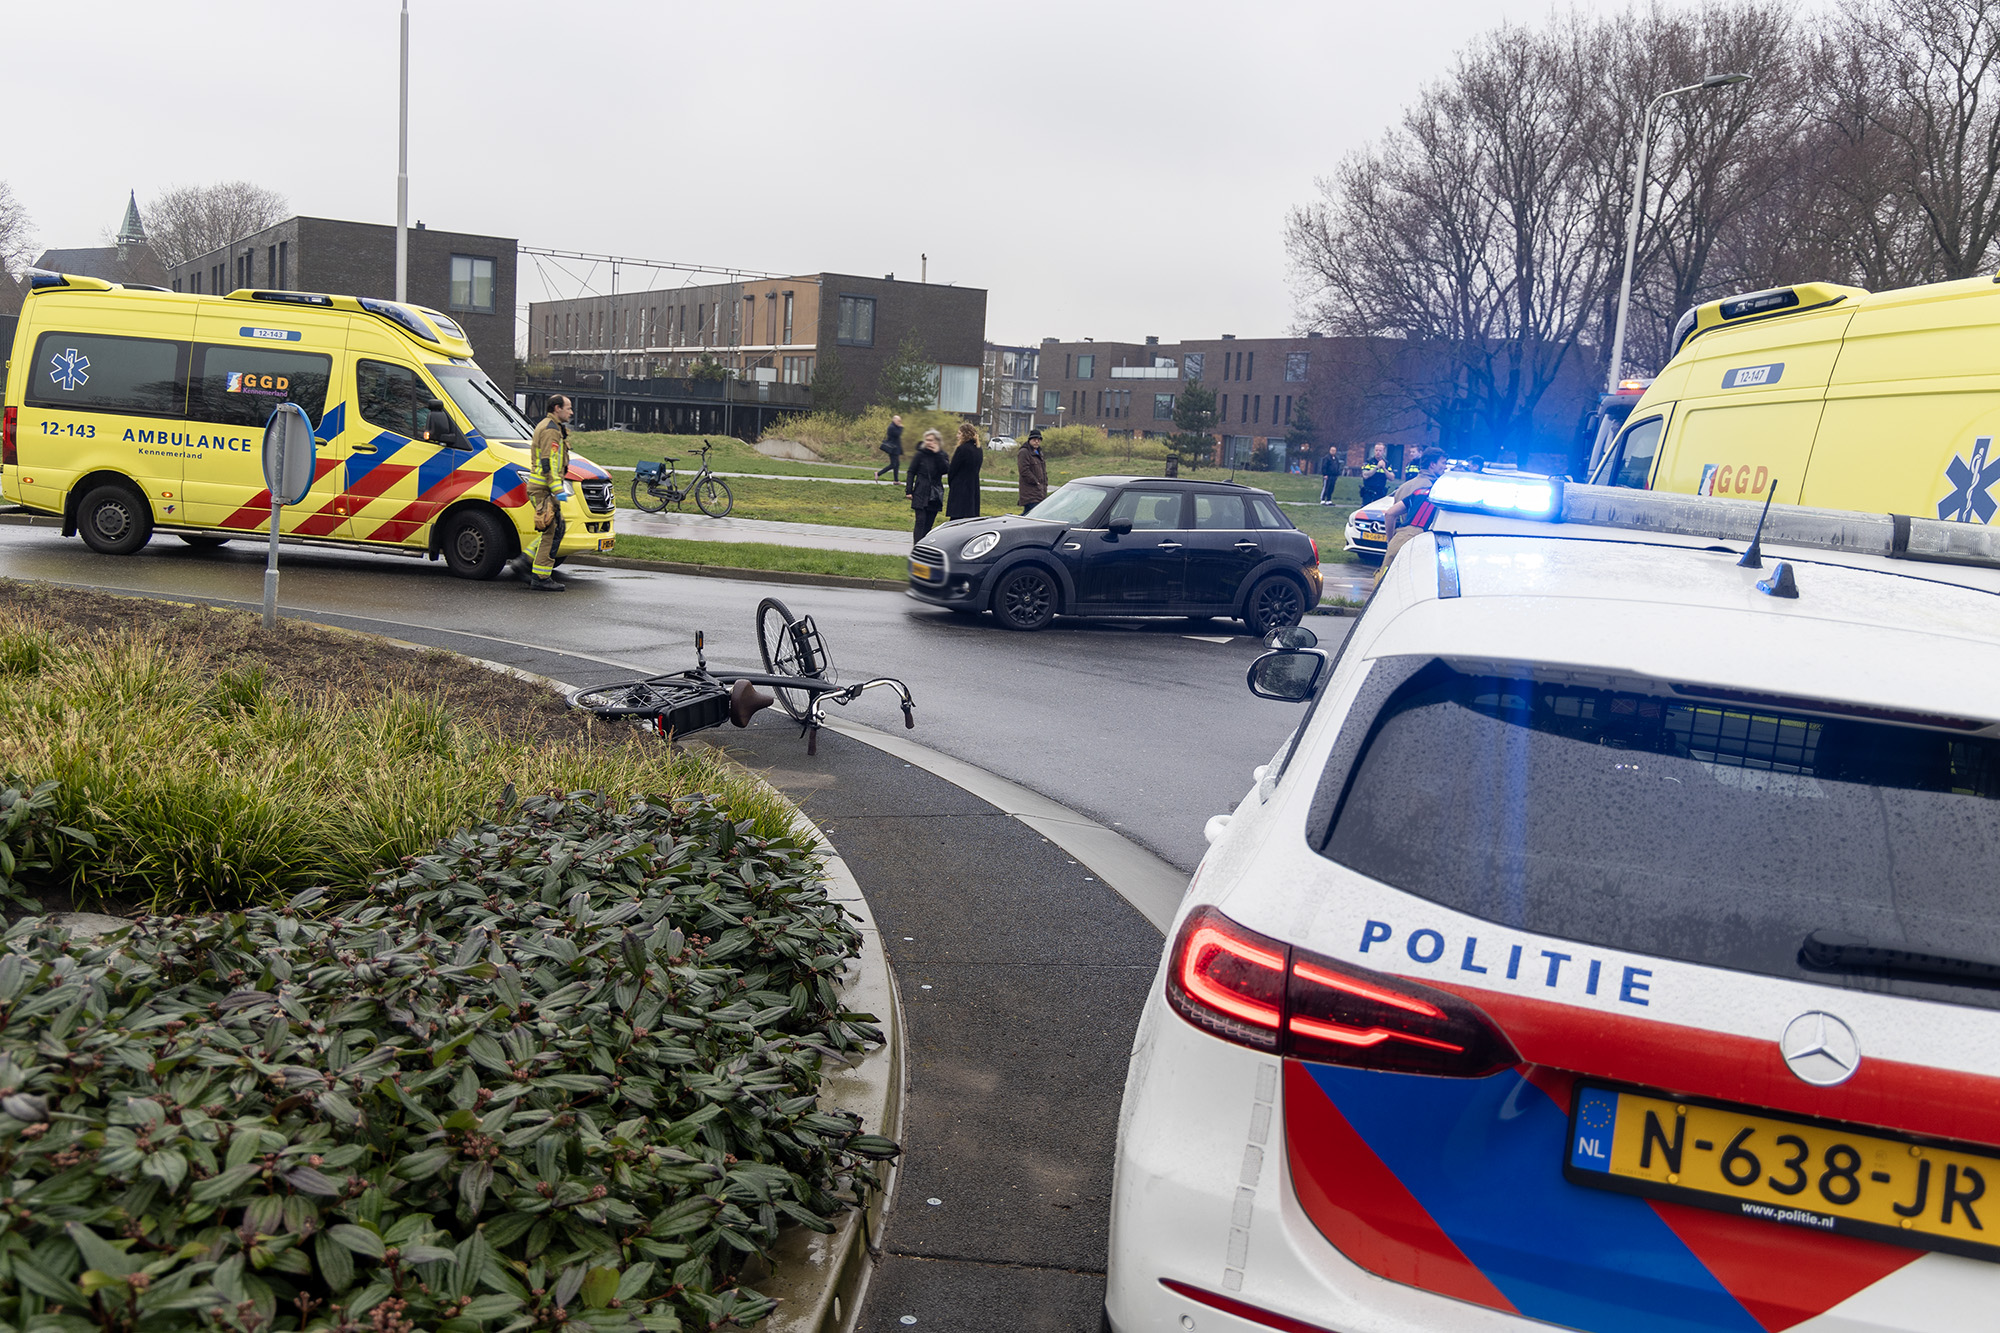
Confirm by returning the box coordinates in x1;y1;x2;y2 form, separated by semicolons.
1287;20;1613;455
0;181;34;278
141;181;289;269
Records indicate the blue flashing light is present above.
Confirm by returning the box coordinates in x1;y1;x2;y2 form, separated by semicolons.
1427;471;1563;520
25;272;67;290
358;297;440;343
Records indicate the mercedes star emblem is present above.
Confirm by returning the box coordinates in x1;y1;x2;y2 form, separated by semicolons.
1780;1011;1861;1087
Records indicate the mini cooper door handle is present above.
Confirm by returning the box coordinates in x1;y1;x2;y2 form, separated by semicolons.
1233;541;1260;550
1157;540;1184;550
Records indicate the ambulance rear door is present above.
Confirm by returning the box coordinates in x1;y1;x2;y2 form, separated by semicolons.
182;303;348;536
1809;278;2000;523
19;296;192;519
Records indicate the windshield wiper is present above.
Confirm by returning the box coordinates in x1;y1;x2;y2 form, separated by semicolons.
1800;929;2000;986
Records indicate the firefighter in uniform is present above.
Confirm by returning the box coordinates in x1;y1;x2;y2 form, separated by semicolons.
524;394;572;591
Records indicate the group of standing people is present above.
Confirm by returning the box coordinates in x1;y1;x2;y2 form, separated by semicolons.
892;416;1048;542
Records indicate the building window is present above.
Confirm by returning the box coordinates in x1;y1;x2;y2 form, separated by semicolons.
1247;352;1256;379
1043;390;1059;413
1285;395;1294;424
278;240;288;289
783;293;794;344
836;295;876;346
1077;354;1095;380
449;255;496;313
1184;352;1204;380
1065;354;1072;378
1254;395;1261;424
267;246;276;286
1154;393;1175;420
1286;352;1308;382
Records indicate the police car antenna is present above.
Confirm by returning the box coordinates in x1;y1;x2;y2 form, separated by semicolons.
1737;478;1779;569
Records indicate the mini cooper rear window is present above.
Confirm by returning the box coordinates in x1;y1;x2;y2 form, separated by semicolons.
1317;660;2000;1007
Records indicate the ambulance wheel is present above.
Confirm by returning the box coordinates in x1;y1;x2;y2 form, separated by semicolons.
179;535;230;548
440;508;511;580
77;483;154;556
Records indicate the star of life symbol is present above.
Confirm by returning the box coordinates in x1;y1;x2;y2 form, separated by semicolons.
1780;1011;1860;1087
48;347;89;392
1938;436;2000;524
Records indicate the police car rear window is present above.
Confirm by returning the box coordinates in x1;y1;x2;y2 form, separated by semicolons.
1317;660;2000;1008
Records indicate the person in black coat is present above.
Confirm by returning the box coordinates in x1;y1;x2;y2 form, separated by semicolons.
945;422;983;521
907;431;947;542
877;414;904;482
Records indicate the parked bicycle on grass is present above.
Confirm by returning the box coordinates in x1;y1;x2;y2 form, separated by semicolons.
630;439;735;517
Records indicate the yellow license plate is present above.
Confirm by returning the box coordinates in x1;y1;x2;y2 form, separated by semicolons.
910;561;933;580
597;538;614;552
1567;1084;2000;1261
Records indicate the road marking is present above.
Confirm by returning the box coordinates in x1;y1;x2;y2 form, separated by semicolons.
1183;634;1235;644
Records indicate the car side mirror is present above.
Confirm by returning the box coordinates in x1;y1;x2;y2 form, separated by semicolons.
1247;648;1327;702
1108;518;1133;536
1265;625;1318;650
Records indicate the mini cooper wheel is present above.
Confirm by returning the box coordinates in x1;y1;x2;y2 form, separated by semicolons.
1242;574;1307;638
992;566;1058;631
76;483;154;556
440;507;512;580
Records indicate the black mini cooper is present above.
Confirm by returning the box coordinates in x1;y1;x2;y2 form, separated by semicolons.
907;476;1322;633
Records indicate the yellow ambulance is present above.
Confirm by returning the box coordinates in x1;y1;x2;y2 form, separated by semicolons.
1590;273;2000;528
1;273;614;577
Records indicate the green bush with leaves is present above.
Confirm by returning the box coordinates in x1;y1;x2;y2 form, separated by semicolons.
0;792;895;1333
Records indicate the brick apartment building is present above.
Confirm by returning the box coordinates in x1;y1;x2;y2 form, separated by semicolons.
167;217;520;398
527;273;987;413
1033;333;1438;470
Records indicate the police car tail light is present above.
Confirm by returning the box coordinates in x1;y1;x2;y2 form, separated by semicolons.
2;408;14;467
1427;471;1563;520
1167;907;1285;1051
1166;908;1516;1074
1284;949;1518;1077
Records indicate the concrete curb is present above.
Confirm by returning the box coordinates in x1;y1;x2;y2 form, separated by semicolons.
567;553;903;592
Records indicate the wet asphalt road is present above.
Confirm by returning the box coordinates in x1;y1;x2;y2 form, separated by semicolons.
0;524;1339;871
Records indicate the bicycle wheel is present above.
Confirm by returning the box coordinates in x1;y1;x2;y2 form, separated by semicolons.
629;477;669;514
568;681;673;717
756;597;829;721
694;476;734;518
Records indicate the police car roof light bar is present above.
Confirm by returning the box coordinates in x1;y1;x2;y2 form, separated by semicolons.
1552;484;2000;573
1428;471;1564;520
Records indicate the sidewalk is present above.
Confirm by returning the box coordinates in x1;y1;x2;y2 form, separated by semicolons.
615;507;913;555
604;464;1020;495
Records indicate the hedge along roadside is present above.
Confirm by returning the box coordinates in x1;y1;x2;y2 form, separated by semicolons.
0;789;902;1333
419;658;906;1333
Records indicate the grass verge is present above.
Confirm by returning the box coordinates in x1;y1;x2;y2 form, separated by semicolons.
609;534;908;582
0;582;800;915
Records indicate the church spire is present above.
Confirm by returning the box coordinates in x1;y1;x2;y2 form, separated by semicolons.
115;191;145;246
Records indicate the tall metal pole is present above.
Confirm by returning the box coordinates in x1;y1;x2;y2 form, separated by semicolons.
395;0;409;303
1605;73;1752;393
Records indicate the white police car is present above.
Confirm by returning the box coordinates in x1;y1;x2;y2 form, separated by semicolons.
1108;474;2000;1332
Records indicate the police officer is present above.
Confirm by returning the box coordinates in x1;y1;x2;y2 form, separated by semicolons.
523;394;572;591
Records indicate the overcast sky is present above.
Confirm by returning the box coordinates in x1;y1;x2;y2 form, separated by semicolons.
13;0;1703;351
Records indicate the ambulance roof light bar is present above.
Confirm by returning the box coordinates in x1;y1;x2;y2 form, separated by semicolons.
1439;477;2000;573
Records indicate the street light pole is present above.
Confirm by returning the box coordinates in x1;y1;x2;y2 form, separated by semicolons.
1605;71;1752;393
395;0;409;303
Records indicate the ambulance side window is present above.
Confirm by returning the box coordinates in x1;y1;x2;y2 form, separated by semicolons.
190;346;332;429
356;360;429;440
25;331;187;418
1610;415;1665;489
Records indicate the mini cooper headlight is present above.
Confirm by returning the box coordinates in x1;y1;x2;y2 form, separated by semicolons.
960;531;1000;560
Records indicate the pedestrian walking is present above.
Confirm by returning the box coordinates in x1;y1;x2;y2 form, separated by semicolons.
877;413;904;482
946;421;983;521
907;430;947;542
1358;444;1392;504
1017;427;1048;514
1373;447;1449;590
521;394;572;591
1317;445;1340;504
